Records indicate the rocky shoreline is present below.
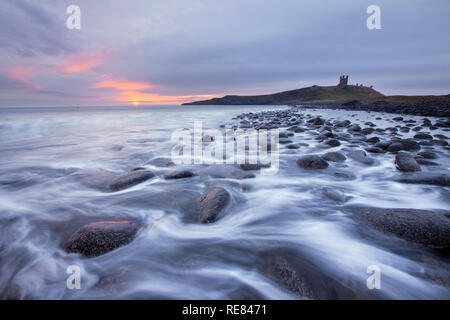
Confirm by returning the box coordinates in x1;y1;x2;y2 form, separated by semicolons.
59;104;450;299
298;96;450;118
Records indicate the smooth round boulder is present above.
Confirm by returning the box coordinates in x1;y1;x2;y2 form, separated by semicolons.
386;142;403;153
66;221;141;257
395;152;421;172
296;155;329;169
164;170;195;180
198;187;231;224
322;152;346;162
109;169;154;191
352;208;450;248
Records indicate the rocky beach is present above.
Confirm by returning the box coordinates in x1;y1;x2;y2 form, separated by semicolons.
0;104;449;299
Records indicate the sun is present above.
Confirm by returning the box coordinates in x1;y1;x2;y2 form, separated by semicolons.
132;101;140;105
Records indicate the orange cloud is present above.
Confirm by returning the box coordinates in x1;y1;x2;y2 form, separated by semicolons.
92;80;156;91
58;52;105;74
91;78;216;104
4;66;42;90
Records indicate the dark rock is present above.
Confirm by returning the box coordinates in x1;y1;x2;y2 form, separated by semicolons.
66;221;141;257
399;139;421;151
296;155;329;169
147;157;175;167
109;170;154;191
198;187;231;224
322;152;346;162
324;139;341;147
351;208;450;248
418;151;438;159
366;137;380;144
240;163;271;171
414;133;433;140
164;170;195;180
392;117;404;121
225;170;255;180
395;152;421;172
386;142;403;152
361;128;375;135
394;173;450;186
286;143;300;149
365;147;384;153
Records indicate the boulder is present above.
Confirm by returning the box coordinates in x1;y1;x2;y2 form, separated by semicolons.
239;163;271;171
65;221;141;257
351;208;450;248
296;155;329;169
395;152;421;172
164;170;195;180
198;187;231;224
225;170;255;180
109;170;154;191
147;157;175;167
414;133;433;140
394;173;450;186
322;152;346;162
324;139;341;147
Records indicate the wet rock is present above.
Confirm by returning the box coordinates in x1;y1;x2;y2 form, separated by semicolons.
334;120;351;128
322;152;346;162
348;124;361;132
309;117;325;126
361;128;375;135
399;139;421;151
347;150;374;165
322;187;347;202
240;163;271;171
225;170;255;180
109;170;155;191
418;151;438;159
198;187;231;224
395;152;421;172
351;208;450;248
324;139;341;147
415;158;439;166
286;143;300;149
164;170;195;180
260;251;368;299
366;137;380;144
434;134;448;140
394;172;450;186
147;157;175;167
365;147;384;153
65;221;142;257
374;141;390;150
386;142;403;152
296;155;329;169
431;139;449;147
392;117;404;121
279;138;293;145
414;133;433;140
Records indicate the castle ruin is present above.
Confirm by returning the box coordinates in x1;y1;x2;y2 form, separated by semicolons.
338;75;349;87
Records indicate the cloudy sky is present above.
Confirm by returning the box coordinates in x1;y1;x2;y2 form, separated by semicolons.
0;0;449;106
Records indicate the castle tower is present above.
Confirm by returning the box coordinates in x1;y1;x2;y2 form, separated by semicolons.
338;75;349;87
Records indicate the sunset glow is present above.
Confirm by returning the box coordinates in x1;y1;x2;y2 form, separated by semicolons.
4;66;42;90
58;52;105;74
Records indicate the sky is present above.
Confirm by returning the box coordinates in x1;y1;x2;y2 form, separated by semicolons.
0;0;449;106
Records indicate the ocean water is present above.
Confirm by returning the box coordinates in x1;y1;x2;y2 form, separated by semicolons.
0;105;448;299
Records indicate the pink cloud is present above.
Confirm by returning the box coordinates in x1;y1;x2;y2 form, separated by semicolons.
4;66;42;90
58;51;106;74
